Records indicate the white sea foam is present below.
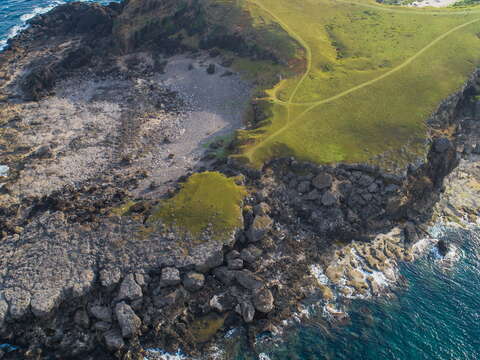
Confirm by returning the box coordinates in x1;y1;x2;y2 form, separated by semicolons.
309;264;329;285
144;348;191;360
258;353;272;360
1;0;116;51
0;165;9;177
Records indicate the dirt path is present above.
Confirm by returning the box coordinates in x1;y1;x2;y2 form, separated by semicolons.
244;0;480;161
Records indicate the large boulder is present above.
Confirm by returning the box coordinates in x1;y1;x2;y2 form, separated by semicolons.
115;302;142;339
312;173;332;190
253;288;274;313
213;266;235;286
117;274;142;301
0;296;8;328
100;268;122;290
30;288;62;318
182;272;205;292
321;191;337;207
90;305;112;323
236;300;255;323
247;215;273;242
209;293;236;312
194;249;224;273
3;288;31;320
104;329;125;351
160;267;181;287
235;270;263;290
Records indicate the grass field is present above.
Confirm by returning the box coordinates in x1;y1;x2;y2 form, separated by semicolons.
232;0;480;171
148;172;247;241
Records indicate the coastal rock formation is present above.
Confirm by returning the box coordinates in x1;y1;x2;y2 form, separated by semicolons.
0;0;479;359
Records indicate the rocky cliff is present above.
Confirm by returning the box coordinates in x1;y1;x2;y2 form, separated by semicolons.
0;1;479;359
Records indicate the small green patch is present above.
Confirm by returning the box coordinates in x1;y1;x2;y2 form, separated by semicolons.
148;172;247;241
190;313;226;343
110;200;137;217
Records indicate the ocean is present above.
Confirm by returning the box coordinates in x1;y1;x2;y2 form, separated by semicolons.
1;1;479;359
0;0;117;50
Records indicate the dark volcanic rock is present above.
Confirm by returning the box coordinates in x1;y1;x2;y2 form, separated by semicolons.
104;329;125;351
117;273;142;301
437;239;450;257
182;272;205;292
312;173;332;190
235;270;263;290
236;300;255;323
253;288;274;313
247;215;273;242
115;302;141;339
160;267;181;287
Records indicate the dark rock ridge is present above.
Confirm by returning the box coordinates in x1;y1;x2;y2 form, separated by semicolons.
0;1;479;359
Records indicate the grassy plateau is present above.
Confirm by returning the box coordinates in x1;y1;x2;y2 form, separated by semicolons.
230;0;480;171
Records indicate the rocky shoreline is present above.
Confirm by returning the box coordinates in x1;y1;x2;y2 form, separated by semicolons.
0;1;480;359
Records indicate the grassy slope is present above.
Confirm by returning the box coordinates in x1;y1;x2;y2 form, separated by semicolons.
233;0;480;171
148;172;247;241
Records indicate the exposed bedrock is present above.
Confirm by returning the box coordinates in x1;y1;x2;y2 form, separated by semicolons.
0;0;480;359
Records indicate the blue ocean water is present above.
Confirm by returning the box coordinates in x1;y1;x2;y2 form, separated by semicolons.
0;0;117;50
1;2;480;360
243;225;480;360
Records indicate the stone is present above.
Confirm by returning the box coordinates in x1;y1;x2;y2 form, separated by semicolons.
74;309;90;329
434;137;451;153
305;189;320;201
117;273;142;301
134;273;147;287
247;215;273;242
297;181;311;193
160;267;181;287
321;191;337;207
235;270;263;290
3;287;31;320
253;288;274;313
183;272;205;292
228;258;244;270
206;64;216;74
153;288;186;308
94;321;112;332
437;239;449;257
100;267;122;289
403;222;419;244
226;250;240;261
312;173;332;190
104;329;125;351
209;293;236;312
31;288;61;318
213;267;235;286
90;305;112;322
236;300;255;323
368;182;379;193
115;302;141;338
357;174;375;187
0;296;8;328
195;249;224;273
254;202;271;216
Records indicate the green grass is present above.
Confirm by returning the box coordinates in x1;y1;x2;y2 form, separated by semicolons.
232;0;480;170
148;172;247;242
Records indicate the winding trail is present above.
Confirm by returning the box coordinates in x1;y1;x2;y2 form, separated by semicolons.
334;0;480;16
250;0;312;122
244;0;480;161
